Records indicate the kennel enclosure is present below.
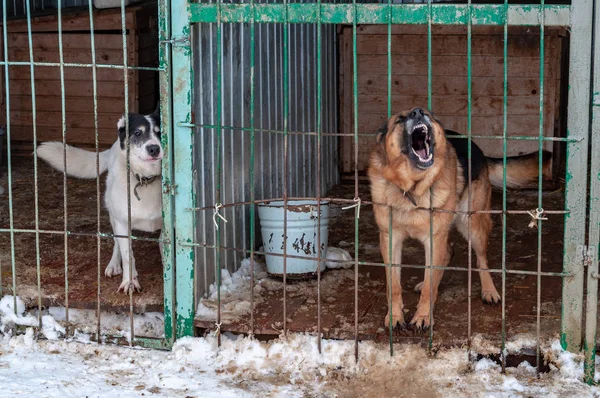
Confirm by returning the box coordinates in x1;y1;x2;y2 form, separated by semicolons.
179;0;598;380
1;0;600;385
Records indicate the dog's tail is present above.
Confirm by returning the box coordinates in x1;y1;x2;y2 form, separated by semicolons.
486;151;552;189
36;141;111;179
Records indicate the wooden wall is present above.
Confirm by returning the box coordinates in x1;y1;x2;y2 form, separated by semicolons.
339;25;566;174
0;5;158;155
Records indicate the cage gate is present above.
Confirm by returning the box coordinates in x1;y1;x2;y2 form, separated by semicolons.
171;0;600;379
0;1;174;349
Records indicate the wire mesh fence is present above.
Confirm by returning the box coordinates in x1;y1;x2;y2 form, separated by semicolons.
184;0;598;383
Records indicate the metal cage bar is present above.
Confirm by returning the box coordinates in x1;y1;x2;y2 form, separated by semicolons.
561;0;593;353
171;0;196;338
500;0;508;373
158;0;176;348
23;0;42;330
583;0;600;383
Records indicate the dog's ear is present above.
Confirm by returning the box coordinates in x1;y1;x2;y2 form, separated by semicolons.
117;114;126;134
149;103;161;134
117;114;128;149
375;121;388;144
149;102;160;123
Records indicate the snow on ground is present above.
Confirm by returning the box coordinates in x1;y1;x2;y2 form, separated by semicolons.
195;258;269;322
0;295;164;342
1;293;600;397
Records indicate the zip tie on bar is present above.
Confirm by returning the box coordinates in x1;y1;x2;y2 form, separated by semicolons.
213;322;222;337
342;197;362;219
213;203;228;230
527;208;548;229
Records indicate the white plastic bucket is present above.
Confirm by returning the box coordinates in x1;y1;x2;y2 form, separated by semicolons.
258;200;329;278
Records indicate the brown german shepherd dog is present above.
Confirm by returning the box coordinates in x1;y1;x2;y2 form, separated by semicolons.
368;108;551;329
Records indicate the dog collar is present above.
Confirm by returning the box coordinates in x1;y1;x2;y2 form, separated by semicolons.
403;190;417;206
133;174;160;201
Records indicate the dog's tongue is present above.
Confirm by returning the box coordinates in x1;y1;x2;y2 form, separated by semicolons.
416;148;427;159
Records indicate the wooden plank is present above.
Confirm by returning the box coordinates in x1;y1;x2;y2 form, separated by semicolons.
357;54;553;77
3;7;138;33
340;28;353;174
8;110;124;130
356;33;556;57
357;75;542;97
357;93;553;117
355;24;567;36
8;125;117;145
8;65;129;82
8;79;126;97
10;140;112;157
8;95;128;114
8;47;125;64
7;32;125;51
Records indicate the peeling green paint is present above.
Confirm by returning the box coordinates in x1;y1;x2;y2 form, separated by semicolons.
172;0;196;339
561;0;593;358
158;0;175;348
190;3;569;26
583;0;600;380
565;170;573;182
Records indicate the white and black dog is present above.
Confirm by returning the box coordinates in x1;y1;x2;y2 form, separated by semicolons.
37;107;163;294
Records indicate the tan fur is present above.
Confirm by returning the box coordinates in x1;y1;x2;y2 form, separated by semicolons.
487;152;552;189
368;109;503;329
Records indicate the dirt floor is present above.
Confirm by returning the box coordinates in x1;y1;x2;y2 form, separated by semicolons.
0;158;164;313
0;156;577;347
195;177;571;347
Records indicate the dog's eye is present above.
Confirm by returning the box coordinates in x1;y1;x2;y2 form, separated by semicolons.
397;116;406;124
134;130;142;137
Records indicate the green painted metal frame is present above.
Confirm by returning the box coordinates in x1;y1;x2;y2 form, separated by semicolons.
561;0;593;354
156;0;177;349
583;0;600;383
169;0;196;339
189;3;569;26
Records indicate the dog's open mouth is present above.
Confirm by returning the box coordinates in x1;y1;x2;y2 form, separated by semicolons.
410;123;433;168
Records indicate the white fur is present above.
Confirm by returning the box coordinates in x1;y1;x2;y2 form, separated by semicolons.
36;142;111;179
36;115;163;294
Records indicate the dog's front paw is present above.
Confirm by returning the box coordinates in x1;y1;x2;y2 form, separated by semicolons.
410;306;433;330
105;262;123;278
384;309;405;329
482;289;501;304
118;277;142;294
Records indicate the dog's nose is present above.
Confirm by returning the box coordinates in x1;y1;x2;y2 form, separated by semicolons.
146;144;161;158
410;108;424;118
